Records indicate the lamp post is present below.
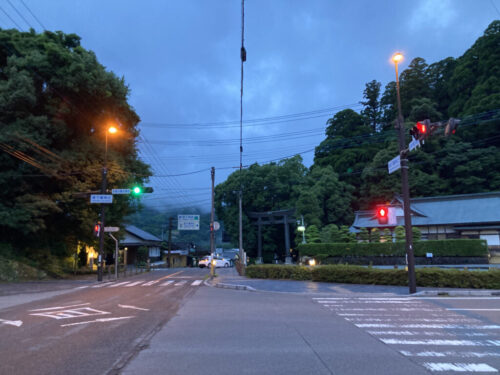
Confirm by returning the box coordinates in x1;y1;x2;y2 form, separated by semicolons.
97;126;117;282
392;52;417;294
297;215;306;244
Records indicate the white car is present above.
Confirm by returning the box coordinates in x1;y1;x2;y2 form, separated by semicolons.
198;256;230;268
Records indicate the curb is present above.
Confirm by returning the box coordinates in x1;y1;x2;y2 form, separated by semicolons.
203;278;256;291
413;290;500;297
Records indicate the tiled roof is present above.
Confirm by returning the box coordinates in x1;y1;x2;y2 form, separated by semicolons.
352;191;500;228
125;225;162;242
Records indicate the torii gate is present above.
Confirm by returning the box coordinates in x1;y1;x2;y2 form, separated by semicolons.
248;209;296;264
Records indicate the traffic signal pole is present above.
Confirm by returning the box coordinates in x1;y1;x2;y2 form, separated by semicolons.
210;167;216;277
394;59;417;294
97;164;107;282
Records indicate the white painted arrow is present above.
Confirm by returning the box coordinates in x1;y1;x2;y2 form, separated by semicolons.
0;318;23;327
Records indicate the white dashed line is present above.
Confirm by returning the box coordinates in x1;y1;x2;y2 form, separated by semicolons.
124;281;145;287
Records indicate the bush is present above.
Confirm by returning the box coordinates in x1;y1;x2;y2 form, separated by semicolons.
297;239;488;258
246;265;312;280
245;264;500;289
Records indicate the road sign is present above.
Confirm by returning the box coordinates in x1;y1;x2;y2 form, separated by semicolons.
90;194;113;204
213;221;220;231
387;155;401;174
409;138;420;151
104;226;120;232
112;189;130;194
178;214;200;230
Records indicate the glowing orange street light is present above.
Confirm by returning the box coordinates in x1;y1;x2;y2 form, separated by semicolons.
108;126;117;134
392;52;403;63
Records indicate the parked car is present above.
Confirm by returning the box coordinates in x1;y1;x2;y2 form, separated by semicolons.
198;255;230;268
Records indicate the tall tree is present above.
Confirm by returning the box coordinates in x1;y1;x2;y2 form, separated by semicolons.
360;80;382;132
0;29;150;260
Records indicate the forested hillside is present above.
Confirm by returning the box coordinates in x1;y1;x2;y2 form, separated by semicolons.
215;21;500;261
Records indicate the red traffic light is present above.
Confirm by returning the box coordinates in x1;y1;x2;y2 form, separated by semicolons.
376;206;388;224
94;223;101;237
416;122;427;134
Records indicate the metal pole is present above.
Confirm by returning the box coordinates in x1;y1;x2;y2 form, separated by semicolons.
210;167;216;277
394;61;417;294
109;233;118;280
301;215;306;244
238;0;245;267
167;217;173;268
97;132;108;282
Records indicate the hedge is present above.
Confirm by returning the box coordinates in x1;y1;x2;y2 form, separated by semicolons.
245;264;500;289
297;239;488;258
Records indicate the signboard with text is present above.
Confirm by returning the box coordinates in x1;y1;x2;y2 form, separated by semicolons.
178;215;200;230
387;155;401;174
90;194;113;204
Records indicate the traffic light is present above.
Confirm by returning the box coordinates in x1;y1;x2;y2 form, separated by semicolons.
131;186;154;195
410;119;430;142
445;117;460;136
94;222;101;237
376;206;388;225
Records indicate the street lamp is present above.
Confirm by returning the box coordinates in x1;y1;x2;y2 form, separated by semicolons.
97;125;118;282
391;52;417;294
297;215;306;244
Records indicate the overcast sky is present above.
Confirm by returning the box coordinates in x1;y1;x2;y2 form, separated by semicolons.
3;0;498;212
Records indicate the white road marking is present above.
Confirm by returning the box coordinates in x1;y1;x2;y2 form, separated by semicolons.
92;282;114;288
29;303;90;312
380;339;500;347
160;280;174;286
0;319;23;327
118;304;150;311
124;281;145;287
60;316;134;327
355;324;500;329
191;280;203;286
142;280;160;286
175;281;187;286
107;281;131;288
422;362;498;372
447;309;500;312
30;307;110;320
400;351;500;358
368;331;489;337
75;286;89;289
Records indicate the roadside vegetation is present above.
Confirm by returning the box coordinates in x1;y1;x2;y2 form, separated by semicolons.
246;264;500;289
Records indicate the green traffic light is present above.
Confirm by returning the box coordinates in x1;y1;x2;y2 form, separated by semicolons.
132;186;142;195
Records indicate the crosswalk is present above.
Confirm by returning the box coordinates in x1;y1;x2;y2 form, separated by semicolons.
314;297;500;373
86;279;204;289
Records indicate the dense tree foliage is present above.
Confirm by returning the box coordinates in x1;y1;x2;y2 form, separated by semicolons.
0;29;150;261
215;21;500;260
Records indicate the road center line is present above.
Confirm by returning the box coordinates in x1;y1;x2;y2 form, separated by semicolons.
118;304;149;311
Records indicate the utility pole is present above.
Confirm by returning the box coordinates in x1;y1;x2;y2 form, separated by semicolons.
167;216;173;268
393;53;417;294
238;0;246;266
97;140;108;282
210;167;216;277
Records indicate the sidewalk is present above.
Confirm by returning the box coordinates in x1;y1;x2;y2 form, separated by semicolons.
210;267;500;296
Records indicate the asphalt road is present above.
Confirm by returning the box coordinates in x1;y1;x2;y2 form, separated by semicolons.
0;268;208;375
122;285;500;375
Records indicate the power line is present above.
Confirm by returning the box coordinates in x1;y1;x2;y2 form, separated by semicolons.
19;0;46;30
0;5;23;29
7;0;32;29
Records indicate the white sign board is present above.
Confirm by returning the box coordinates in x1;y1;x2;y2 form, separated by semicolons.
409;138;420;151
104;227;120;232
112;189;130;195
178;214;200;230
90;194;113;204
388;155;401;174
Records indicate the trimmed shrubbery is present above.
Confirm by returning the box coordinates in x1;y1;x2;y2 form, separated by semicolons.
245;264;500;289
297;239;488;258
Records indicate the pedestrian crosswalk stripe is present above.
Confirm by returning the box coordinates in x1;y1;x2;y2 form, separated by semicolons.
422;362;498;372
175;281;187;286
191;280;203;286
355;323;500;329
107;281;131;288
400;351;500;358
125;281;144;287
380;339;500;347
92;283;113;288
142;280;160;286
160;280;174;286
